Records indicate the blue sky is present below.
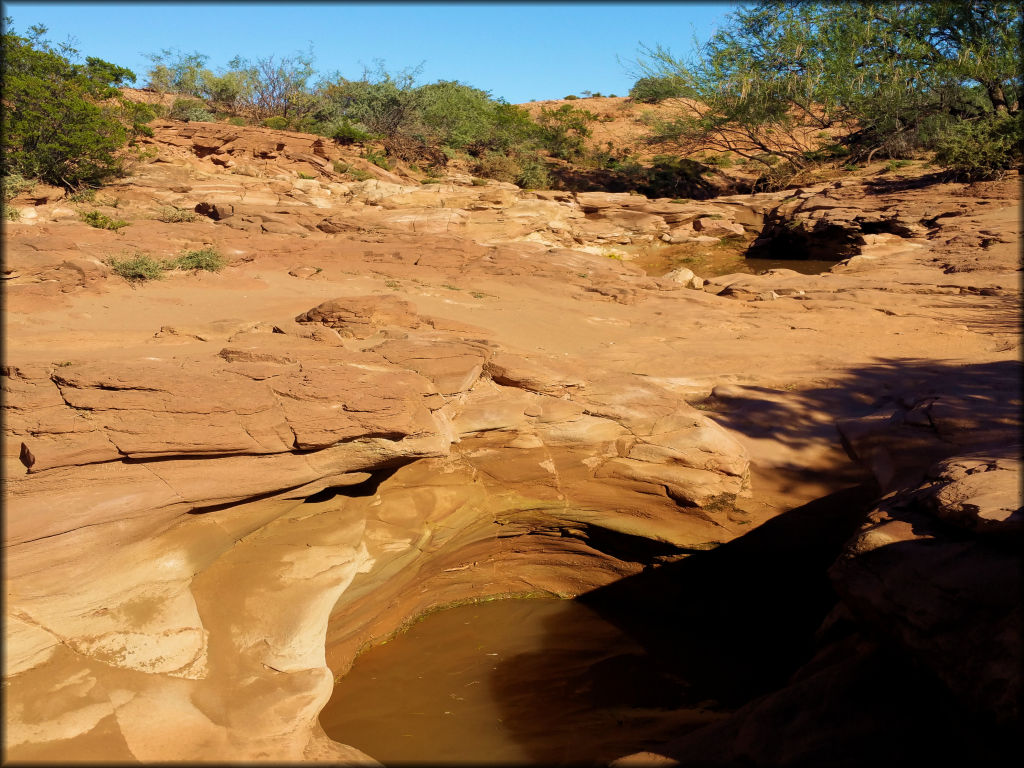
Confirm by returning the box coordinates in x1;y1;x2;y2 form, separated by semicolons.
3;2;738;103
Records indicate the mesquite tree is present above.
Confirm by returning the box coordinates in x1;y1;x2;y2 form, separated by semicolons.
637;1;1021;179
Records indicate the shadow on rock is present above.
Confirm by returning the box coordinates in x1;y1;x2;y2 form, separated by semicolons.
488;483;876;765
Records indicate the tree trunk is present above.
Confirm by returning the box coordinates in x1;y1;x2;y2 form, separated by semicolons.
986;82;1008;113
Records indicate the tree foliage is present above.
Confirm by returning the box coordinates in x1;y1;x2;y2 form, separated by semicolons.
2;21;154;188
638;1;1022;180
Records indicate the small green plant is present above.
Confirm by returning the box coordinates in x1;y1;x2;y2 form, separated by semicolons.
68;187;97;203
704;153;733;168
81;210;129;230
471;178;488;186
168;98;216;123
109;252;164;282
421;178;441;184
842;162;861;171
361;150;391;170
170;246;225;272
97;195;122;208
564;94;579;100
441;284;460;290
885;159;912;172
384;279;400;289
155;205;197;223
297;171;315;179
2;173;35;202
606;252;624;260
262;116;290;130
333;161;372;181
227;116;247;126
6;206;21;221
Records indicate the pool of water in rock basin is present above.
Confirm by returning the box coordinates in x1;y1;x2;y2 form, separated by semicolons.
319;596;723;765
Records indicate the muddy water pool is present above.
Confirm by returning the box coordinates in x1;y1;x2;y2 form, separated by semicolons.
627;238;839;277
319;597;722;765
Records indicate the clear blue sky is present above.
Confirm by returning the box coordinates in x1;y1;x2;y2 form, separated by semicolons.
3;2;738;103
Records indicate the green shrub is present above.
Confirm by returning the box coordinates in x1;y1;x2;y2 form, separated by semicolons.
2;173;34;202
109;253;164;282
885;159;913;172
170;246;225;271
227;116;247;126
333;161;372;181
629;74;692;103
361;149;391;170
68;187;97;203
297;171;315;179
515;157;551;189
471;177;488;186
933;112;1023;180
473;151;521;183
80;210;129;230
6;206;21;221
168;97;215;122
262;115;289;130
330;118;371;144
3;25;147;188
564;94;578;100
154;205;196;222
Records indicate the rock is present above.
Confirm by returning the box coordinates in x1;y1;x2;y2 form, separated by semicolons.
693;216;744;236
662;267;705;290
295;295;425;338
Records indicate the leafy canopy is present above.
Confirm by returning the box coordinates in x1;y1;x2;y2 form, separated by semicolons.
636;1;1021;179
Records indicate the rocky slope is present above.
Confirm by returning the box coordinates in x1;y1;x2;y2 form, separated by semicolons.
3;119;1020;763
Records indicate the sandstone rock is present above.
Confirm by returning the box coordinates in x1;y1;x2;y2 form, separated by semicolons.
662;267;705;290
693;216;744;236
295;295;425;338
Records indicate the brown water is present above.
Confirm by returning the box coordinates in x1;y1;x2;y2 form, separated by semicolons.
629;239;838;277
319;597;721;765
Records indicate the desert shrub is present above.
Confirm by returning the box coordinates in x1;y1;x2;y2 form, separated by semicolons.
515;157;551;189
227;116;247;126
471;177;488;186
628;74;692;103
535;103;597;160
2;173;34;201
6;206;21;221
361;150;391;170
564;94;579;100
168;98;215;122
333;161;372;180
330;118;371;144
473;152;521;183
80;210;129;230
109;253;164;281
262;115;289;130
68;187;97;203
932;112;1023;180
297;172;315;179
170;246;225;271
2;24;152;188
155;205;196;222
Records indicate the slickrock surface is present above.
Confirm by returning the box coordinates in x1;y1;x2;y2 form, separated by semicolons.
3;119;1020;763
